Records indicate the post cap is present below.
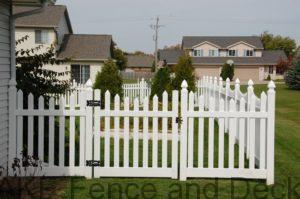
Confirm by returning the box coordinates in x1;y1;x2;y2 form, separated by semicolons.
235;78;240;84
181;80;188;89
248;79;254;86
85;79;93;88
268;80;276;89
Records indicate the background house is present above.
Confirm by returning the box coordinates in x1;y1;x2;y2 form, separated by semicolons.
125;54;154;73
159;36;287;82
14;5;113;84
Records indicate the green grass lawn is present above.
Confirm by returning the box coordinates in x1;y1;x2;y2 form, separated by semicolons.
48;84;300;198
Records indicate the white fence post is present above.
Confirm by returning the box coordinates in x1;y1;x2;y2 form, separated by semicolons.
246;79;254;159
8;80;17;175
180;80;188;181
85;79;93;178
266;81;275;185
225;78;230;131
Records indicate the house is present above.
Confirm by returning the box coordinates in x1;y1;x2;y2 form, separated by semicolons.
14;4;113;84
125;54;154;73
159;36;287;82
0;0;55;176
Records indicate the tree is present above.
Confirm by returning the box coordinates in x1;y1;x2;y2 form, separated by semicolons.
163;44;181;50
16;36;69;98
112;46;127;71
261;31;297;57
286;61;300;90
94;59;123;104
294;47;300;62
150;67;172;100
172;55;195;92
276;57;293;75
220;61;235;81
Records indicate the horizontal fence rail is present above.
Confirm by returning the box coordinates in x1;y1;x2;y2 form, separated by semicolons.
8;77;275;184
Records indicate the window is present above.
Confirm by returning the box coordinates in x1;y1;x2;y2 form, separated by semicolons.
228;50;237;56
269;66;274;74
35;30;49;44
244;50;254;57
71;65;90;84
208;50;218;57
193;50;203;57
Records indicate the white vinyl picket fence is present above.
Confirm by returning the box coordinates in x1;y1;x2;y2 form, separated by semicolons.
51;78;151;107
8;77;275;184
122;78;151;103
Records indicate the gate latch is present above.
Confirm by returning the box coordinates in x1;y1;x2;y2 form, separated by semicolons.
86;160;101;167
87;100;101;107
176;117;182;124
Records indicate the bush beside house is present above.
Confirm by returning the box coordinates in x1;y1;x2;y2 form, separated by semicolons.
286;61;300;90
94;59;123;104
220;61;235;81
150;67;172;100
172;55;196;92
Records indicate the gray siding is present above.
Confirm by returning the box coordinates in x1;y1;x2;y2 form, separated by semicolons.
0;0;11;172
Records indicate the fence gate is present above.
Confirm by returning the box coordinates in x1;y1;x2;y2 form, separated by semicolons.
179;79;275;185
91;89;179;179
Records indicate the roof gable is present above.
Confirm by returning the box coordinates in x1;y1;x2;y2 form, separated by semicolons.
227;41;256;49
14;5;73;33
192;41;221;49
182;36;264;49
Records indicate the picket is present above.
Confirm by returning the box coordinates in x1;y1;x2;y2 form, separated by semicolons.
162;91;168;168
114;95;120;168
59;97;65;167
133;98;139;167
218;99;225;168
38;96;44;162
69;94;75;166
124;97;130;167
143;97;149;168
152;95;158;168
49;98;55;166
188;91;194;168
104;91;110;167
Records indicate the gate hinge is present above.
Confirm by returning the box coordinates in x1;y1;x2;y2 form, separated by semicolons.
176;117;182;124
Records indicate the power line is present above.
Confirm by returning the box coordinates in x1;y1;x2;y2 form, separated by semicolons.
150;16;164;72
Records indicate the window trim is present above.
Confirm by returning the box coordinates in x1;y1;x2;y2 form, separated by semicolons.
35;29;49;44
244;50;254;57
71;64;91;84
193;49;203;57
228;50;237;57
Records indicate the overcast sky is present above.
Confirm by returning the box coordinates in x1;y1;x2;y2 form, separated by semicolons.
57;0;300;53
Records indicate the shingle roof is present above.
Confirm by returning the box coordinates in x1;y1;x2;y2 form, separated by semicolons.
158;49;185;64
14;5;73;32
126;55;154;68
57;34;113;61
182;36;264;49
159;49;287;66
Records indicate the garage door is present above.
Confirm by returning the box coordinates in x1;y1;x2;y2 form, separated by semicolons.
234;67;260;82
195;67;220;78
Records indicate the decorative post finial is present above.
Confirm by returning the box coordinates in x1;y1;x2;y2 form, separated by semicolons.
85;79;93;90
248;79;254;87
268;80;276;90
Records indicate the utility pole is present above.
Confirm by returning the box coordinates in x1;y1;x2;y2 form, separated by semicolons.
151;16;164;72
